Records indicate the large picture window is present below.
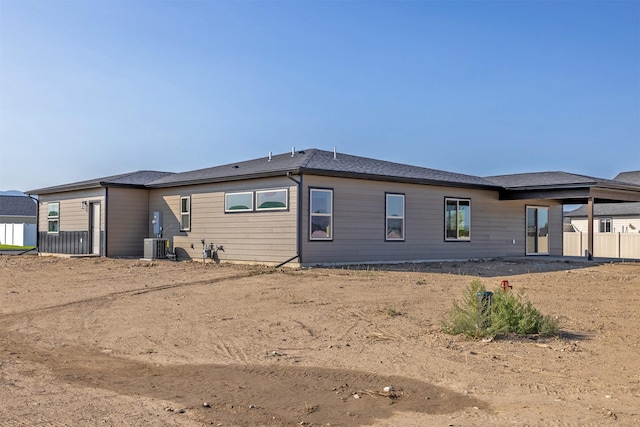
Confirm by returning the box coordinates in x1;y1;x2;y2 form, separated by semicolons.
47;202;59;233
310;188;333;240
256;189;288;210
445;198;470;240
225;192;254;212
386;193;405;241
180;196;191;231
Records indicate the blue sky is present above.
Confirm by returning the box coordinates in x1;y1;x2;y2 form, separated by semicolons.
1;0;638;192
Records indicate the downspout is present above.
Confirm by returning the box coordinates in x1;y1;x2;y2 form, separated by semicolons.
276;172;302;268
104;187;108;257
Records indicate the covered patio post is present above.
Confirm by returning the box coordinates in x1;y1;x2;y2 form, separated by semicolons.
587;197;594;260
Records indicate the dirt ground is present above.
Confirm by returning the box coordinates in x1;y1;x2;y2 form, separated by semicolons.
1;256;639;427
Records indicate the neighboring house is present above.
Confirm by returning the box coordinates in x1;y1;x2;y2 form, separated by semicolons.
0;195;37;246
565;171;640;234
564;202;640;234
615;171;640;185
27;149;640;265
562;170;640;259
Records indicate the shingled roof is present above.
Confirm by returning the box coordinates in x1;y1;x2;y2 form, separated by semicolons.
148;149;498;189
485;171;640;204
564;202;640;217
484;171;622;189
0;195;37;217
25;150;640;203
28;171;174;195
614;171;640;186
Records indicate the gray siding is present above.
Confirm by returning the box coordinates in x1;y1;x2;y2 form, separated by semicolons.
150;176;298;264
106;188;150;257
300;176;563;265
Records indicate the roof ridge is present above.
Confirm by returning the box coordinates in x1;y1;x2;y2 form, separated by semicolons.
301;148;320;168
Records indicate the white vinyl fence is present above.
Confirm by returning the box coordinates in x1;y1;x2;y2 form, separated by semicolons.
0;223;37;246
564;232;640;259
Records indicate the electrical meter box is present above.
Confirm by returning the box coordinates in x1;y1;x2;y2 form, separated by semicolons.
152;211;163;236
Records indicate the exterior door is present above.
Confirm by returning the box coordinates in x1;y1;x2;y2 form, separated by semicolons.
90;202;101;255
526;206;549;255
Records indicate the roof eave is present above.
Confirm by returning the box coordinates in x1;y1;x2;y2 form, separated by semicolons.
500;184;640;203
27;182;104;195
28;181;156;195
100;182;150;189
299;168;501;190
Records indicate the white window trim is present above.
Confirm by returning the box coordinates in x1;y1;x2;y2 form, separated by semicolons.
256;188;288;211
47;202;60;234
445;198;471;241
599;217;613;233
225;191;254;212
180;196;191;231
310;188;333;241
385;193;405;241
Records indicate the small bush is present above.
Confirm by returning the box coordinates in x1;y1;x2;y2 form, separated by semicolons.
385;307;401;317
442;279;559;339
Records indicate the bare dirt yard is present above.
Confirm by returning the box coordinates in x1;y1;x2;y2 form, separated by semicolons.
1;256;639;427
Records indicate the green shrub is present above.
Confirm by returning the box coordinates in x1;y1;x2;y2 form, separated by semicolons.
442;279;559;339
441;280;494;338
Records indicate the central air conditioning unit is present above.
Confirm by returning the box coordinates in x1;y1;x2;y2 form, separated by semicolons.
144;238;168;260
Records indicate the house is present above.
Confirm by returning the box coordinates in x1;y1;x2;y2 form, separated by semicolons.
564;202;640;234
27;149;640;265
0;195;37;246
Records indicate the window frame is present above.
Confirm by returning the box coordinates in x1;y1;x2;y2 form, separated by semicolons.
309;188;333;241
180;196;191;231
256;188;289;211
47;201;60;234
385;193;405;241
599;217;613;233
444;198;471;241
225;191;254;213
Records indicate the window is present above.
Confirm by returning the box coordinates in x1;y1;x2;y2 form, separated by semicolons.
386;193;405;241
599;218;612;233
445;198;470;240
180;196;191;231
256;189;288;210
310;188;333;240
225;192;253;212
47;202;59;233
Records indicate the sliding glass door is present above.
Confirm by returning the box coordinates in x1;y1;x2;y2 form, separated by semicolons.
526;206;549;255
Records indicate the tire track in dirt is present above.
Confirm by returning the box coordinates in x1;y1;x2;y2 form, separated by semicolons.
336;307;406;343
0;331;488;427
0;271;260;324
